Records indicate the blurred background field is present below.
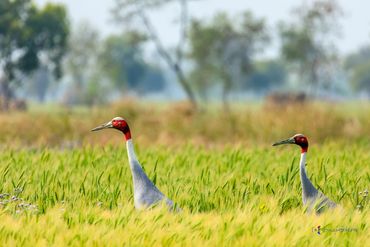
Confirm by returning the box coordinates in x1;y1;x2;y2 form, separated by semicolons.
1;101;370;148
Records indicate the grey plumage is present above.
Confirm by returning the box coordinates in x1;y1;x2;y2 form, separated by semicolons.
299;153;336;213
129;157;174;209
126;140;175;210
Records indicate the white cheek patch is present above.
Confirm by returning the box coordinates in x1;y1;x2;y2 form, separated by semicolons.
112;117;125;121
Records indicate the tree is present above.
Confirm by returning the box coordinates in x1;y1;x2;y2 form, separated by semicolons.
63;21;114;106
112;0;199;108
63;21;100;105
0;0;69;110
188;11;269;109
279;0;342;94
244;60;286;93
345;45;370;94
100;32;146;91
100;31;166;94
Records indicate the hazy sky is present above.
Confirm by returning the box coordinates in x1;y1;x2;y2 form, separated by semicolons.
35;0;370;57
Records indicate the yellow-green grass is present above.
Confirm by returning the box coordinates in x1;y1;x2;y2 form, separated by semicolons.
0;141;368;246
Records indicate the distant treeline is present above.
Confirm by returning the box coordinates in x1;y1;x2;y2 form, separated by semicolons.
1;0;370;110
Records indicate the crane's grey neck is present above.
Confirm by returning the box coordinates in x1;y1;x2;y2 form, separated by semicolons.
126;139;150;183
125;138;166;209
126;139;138;162
300;152;318;204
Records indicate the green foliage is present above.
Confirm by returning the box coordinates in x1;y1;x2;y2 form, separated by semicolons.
348;61;370;93
345;46;370;70
99;31;166;93
0;0;69;111
63;21;107;106
65;21;100;85
279;0;342;90
244;60;287;92
0;0;69;81
100;32;144;89
345;46;370;93
188;11;269;101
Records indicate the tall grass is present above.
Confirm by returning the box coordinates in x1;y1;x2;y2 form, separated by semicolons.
0;102;368;245
0;142;368;245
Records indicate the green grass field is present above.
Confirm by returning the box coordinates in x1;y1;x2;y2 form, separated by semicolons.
0;103;368;246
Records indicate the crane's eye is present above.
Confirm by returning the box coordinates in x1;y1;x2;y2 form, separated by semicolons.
112;120;118;127
113;120;125;128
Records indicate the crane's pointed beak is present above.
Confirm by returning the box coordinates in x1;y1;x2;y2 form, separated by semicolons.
91;121;113;132
272;137;295;146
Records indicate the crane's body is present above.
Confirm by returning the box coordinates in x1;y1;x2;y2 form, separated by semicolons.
92;117;174;210
273;134;336;213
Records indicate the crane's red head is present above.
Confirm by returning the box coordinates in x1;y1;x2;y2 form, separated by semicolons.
91;117;131;140
272;134;309;153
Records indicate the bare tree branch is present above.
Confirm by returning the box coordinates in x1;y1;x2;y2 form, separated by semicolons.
137;9;174;68
113;0;198;108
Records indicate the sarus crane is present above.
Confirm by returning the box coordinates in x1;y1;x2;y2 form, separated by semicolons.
92;117;175;210
273;134;336;213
